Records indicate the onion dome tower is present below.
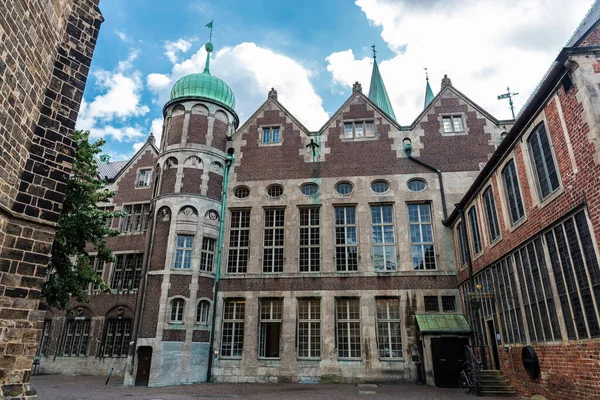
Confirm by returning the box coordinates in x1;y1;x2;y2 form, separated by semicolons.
129;23;238;387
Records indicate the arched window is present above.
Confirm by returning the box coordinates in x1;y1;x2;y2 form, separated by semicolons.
170;299;185;323
197;300;210;324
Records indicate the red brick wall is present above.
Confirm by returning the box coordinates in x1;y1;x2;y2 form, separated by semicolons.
580;24;600;47
139;275;162;338
207;172;222;200
167;115;184;146
160;168;177;195
112;148;156;205
149;215;170;271
188;114;208;145
181;168;202;194
197;276;214;299
212;119;228;152
168;275;191;297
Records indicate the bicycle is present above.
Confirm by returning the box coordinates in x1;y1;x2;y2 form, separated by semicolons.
457;363;482;396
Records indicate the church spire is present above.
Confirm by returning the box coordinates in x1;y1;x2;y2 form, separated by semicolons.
423;68;434;109
367;45;397;122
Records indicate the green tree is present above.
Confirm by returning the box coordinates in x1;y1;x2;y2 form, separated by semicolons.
43;130;124;309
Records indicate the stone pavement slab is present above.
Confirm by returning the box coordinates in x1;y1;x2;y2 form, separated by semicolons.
31;375;517;400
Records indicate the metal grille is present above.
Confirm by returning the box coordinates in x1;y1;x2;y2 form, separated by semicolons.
371;205;396;271
408;204;436;270
102;319;132;357
299;207;320;272
336;298;361;358
221;299;245;357
227;210;250;274
335;206;358;271
297;299;321;358
424;296;439;312
376;298;402;358
442;296;456;312
263;209;285;273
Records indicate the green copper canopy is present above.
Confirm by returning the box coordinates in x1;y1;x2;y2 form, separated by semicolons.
416;314;471;334
368;56;397;122
424;77;435;109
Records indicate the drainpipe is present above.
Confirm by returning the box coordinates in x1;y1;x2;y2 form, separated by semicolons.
403;140;448;221
206;148;235;382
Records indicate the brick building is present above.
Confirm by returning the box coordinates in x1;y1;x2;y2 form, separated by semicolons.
0;0;103;398
446;3;600;399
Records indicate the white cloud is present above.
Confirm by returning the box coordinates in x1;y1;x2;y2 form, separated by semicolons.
132;142;145;152
147;43;329;130
114;29;133;43
164;39;193;63
150;118;164;145
326;0;593;123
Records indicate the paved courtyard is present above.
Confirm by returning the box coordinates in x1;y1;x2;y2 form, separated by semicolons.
31;375;517;400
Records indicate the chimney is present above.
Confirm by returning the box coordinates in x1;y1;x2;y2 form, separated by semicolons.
352;81;362;93
268;87;278;100
99;154;110;163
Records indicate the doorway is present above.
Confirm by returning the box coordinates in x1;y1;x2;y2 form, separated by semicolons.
135;346;152;386
486;319;500;370
430;337;470;387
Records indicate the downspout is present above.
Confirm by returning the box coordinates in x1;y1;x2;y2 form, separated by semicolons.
206;148;235;382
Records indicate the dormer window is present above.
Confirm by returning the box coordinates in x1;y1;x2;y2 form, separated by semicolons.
442;115;464;133
343;121;375;139
262;127;281;144
137;169;152;188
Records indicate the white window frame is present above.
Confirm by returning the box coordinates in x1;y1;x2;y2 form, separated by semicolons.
257;298;283;359
371;205;397;271
136;168;152;188
196;300;211;324
262;208;285;273
335;298;361;359
441;115;465;134
334;206;358;272
262;126;281;144
200;237;216;272
220;299;245;358
173;234;194;269
297;298;321;359
342;120;375;139
169;298;185;323
408;203;436;270
376;298;403;359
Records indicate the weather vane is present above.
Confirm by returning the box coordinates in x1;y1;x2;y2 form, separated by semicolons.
424;67;429;81
497;86;519;119
371;44;377;59
206;20;213;42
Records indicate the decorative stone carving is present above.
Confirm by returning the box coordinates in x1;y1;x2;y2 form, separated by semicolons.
178;206;198;216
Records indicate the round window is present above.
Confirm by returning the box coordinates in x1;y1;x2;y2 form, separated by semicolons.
407;179;426;192
521;346;540;379
335;182;354;196
371;180;390;193
233;186;250;199
301;183;319;196
266;184;284;198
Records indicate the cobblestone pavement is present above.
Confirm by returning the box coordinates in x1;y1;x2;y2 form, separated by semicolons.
31;375;517;400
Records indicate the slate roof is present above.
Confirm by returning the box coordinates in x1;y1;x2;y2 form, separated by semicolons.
566;0;600;47
97;160;128;180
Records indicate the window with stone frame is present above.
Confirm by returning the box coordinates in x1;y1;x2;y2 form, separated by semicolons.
376;298;402;359
336;298;361;359
262;208;285;273
98;205;114;228
227;210;250;274
61;318;91;356
102;319;132;357
299;207;320;273
343;120;375;139
297;299;321;359
408;203;436;270
424;296;440;312
170;298;185;323
456;222;469;267
528;123;560;200
221;299;245;358
258;299;283;359
110;253;143;292
174;235;193;269
371;205;397;271
442;115;464;133
197;300;210;324
262;126;281;144
483;187;501;242
442;296;457;312
136;168;152;187
335;206;358;272
88;255;105;294
200;237;216;272
120;203;150;233
468;206;483;255
502;160;525;224
37;320;52;356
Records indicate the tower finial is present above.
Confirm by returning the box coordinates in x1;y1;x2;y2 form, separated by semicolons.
371;44;377;60
203;20;214;74
424;67;429;81
423;68;434;109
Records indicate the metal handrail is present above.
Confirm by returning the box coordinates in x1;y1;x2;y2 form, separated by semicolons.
465;345;482;372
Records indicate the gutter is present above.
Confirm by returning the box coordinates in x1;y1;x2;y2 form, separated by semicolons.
206;148;235;382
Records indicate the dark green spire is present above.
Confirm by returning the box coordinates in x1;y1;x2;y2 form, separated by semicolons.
368;45;397;122
424;68;434;109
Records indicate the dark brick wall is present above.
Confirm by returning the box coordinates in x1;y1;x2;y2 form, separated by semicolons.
207;172;222;200
112;148;157;205
162;329;185;342
149;214;170;271
212;119;228;152
167;275;191;297
160;168;177;195
139;275;162;338
188;114;208;145
181;168;202;194
167;115;184;146
197;276;214;299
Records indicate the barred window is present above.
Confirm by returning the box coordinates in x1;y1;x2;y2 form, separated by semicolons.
298;299;321;358
408;204;436;270
102;319;132;357
371;205;396;271
376;298;402;359
528;123;560;200
221;299;245;358
37;320;52;356
197;300;210;324
502;160;525;224
299;207;320;272
335;206;358;271
483;187;501;242
424;296;439;312
174;235;193;269
457;222;469;267
120;203;150;233
258;299;282;358
468;206;482;255
200;237;216;272
61;319;91;356
442;296;456;312
110;253;143;292
263;209;285;273
228;210;250;274
336;298;361;358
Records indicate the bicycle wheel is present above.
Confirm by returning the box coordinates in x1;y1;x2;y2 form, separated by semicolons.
458;371;472;394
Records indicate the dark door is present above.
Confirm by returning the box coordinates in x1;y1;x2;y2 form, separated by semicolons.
135;346;152;386
430;337;469;387
487;320;500;370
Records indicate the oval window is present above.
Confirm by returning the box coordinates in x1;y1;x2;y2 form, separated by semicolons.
407;179;426;192
371;180;390;193
233;186;250;199
266;184;284;198
301;183;319;196
335;182;354;196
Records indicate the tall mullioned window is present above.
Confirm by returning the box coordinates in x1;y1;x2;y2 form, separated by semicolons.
468;206;482;255
336;298;361;358
502;160;525;224
298;299;321;359
263;209;285;273
457;222;469;267
61;319;91;356
174;235;193;269
528;123;560;200
335;206;358;271
371;205;396;271
37;320;52;356
258;299;283;358
228;210;250;274
88;255;105;294
376;298;402;359
200;237;215;272
408;204;436;270
299;207;320;272
221;299;245;358
120;203;150;233
102;319;132;357
483;187;501;242
110;253;143;292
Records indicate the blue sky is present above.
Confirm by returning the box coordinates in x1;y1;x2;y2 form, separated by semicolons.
79;0;595;160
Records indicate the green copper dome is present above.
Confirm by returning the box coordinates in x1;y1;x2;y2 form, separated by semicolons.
170;72;236;111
